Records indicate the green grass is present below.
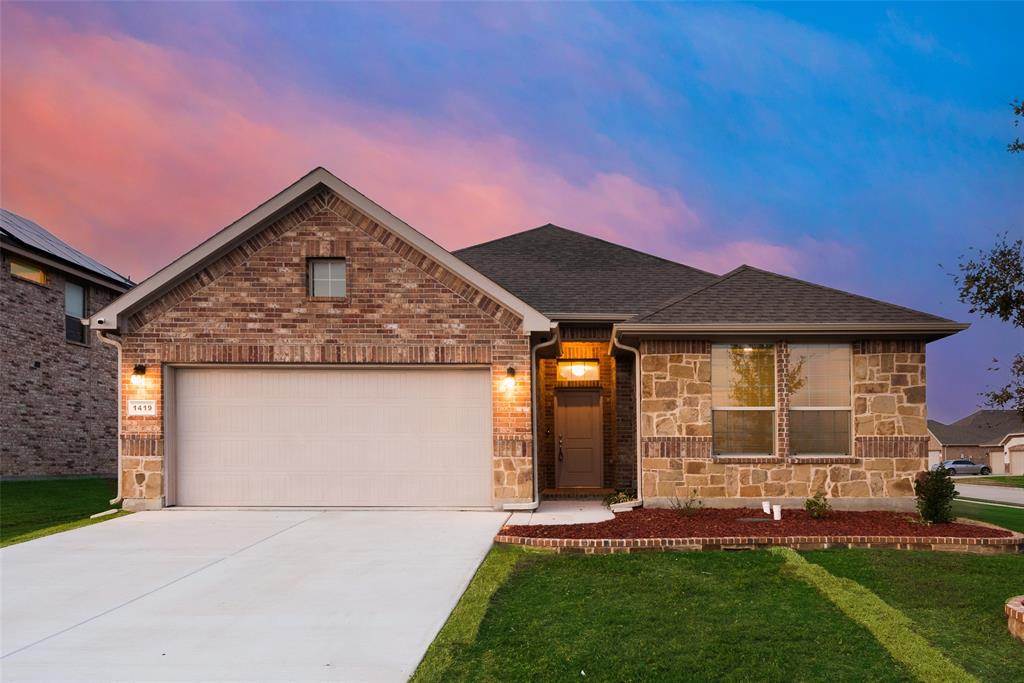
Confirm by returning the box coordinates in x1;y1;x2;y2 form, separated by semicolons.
424;550;912;682
804;550;1024;682
774;548;975;683
413;544;525;683
961;475;1024;489
0;477;128;547
952;500;1024;533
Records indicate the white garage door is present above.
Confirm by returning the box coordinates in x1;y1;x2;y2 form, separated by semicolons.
172;367;493;507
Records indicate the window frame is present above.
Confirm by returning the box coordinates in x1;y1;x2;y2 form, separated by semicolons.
64;279;88;345
788;343;853;457
711;343;778;457
306;258;347;299
10;258;47;285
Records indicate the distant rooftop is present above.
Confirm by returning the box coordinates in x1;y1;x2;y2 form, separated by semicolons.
928;409;1024;446
1;209;133;288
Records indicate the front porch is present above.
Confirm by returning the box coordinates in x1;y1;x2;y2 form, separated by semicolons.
534;325;637;497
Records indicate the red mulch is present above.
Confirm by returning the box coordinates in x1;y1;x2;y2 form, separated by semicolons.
502;508;1015;540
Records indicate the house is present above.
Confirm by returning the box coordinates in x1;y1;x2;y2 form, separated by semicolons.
88;168;967;511
1;209;133;477
928;409;1024;474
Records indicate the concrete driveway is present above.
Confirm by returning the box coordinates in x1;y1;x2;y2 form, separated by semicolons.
1;509;507;682
954;480;1024;506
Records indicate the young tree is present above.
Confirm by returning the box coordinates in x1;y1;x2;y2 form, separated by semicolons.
949;99;1024;419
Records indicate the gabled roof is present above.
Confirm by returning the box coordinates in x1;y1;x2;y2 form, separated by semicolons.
454;224;718;318
929;410;1024;447
1;209;133;290
90;168;550;333
616;265;966;338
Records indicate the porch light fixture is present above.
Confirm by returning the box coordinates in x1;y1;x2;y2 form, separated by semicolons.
501;366;516;393
571;363;587;377
130;364;147;387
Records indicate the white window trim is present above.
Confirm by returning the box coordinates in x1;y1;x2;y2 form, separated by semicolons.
788;343;854;457
711;343;778;457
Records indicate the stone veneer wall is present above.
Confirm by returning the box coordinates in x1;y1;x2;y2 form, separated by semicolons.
116;188;533;508
640;339;928;507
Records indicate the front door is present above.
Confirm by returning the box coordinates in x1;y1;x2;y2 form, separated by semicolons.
555;390;603;487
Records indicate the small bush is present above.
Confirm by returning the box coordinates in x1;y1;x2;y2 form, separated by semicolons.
603;489;636;507
669;489;703;517
805;490;832;519
914;467;959;524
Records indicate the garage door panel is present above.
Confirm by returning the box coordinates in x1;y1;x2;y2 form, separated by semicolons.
174;368;492;507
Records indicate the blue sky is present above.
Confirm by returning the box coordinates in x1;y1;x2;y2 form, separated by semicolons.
2;1;1021;421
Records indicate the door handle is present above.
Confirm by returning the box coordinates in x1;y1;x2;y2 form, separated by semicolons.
558;435;564;462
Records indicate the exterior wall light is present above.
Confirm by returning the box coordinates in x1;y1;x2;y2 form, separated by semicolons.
130;364;147;387
571;363;587;377
501;366;516;393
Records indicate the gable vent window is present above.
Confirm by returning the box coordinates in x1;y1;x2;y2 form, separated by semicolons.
308;259;346;298
65;281;87;344
10;258;46;284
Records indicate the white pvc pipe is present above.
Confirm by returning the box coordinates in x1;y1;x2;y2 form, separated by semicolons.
95;330;124;506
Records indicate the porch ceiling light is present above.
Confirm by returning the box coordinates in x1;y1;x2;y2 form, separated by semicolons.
130;364;147;387
571;363;587;377
501;366;516;393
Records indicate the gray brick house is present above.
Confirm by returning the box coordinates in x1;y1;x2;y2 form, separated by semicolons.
1;209;133;477
88;168;967;511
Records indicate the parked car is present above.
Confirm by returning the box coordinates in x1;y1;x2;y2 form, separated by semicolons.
932;459;991;476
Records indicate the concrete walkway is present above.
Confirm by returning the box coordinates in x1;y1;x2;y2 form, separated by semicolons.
954;481;1024;506
0;509;507;682
507;500;614;526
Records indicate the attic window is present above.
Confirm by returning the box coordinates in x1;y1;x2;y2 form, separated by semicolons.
10;258;46;285
308;258;346;298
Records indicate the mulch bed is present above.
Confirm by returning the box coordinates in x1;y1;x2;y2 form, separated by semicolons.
502;508;1014;540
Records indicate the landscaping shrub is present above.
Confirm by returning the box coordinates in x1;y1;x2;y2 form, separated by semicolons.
805;490;832;519
603;489;636;507
914;467;959;524
669;489;703;517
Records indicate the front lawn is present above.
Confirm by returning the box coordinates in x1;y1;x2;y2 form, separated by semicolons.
0;477;128;547
962;475;1024;489
952;499;1024;533
417;547;1023;682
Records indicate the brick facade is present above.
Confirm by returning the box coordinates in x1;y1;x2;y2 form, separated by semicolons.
115;188;533;508
1;250;120;477
639;338;929;508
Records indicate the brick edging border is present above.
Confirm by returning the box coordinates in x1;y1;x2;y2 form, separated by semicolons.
1007;595;1024;643
494;532;1024;555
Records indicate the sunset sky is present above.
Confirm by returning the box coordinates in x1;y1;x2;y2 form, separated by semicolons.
1;2;1021;422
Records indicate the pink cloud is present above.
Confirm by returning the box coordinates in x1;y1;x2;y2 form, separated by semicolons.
1;6;809;283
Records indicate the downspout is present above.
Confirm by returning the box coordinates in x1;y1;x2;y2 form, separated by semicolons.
503;323;559;511
611;329;643;509
95;330;123;506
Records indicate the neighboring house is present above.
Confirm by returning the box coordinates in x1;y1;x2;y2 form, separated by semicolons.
1;209;133;477
928;409;1024;474
89;168;967;511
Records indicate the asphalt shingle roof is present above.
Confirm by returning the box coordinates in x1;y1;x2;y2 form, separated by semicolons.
928;410;1024;446
1;209;132;288
454;224;718;316
633;265;954;325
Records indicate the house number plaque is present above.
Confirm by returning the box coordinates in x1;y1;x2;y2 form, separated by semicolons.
127;400;157;417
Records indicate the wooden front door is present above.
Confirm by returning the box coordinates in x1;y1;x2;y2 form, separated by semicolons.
555;390;603;487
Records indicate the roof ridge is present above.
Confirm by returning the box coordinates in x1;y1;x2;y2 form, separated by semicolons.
735;264;955;323
631;265;749;322
456;223;719;277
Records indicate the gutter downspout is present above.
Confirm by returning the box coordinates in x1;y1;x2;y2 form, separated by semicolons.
611;329;643;509
95;330;123;506
503;323;559;512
